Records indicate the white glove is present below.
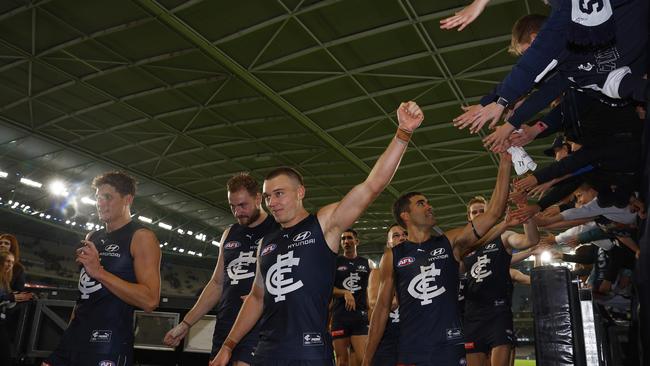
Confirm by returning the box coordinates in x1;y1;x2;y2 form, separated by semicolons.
507;146;537;175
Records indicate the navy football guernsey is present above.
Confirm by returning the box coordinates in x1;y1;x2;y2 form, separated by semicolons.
393;235;463;363
332;256;371;318
463;236;513;318
256;214;337;360
59;221;141;354
458;271;468;318
212;215;279;353
373;307;399;358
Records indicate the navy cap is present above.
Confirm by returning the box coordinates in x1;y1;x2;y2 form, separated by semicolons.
543;136;566;157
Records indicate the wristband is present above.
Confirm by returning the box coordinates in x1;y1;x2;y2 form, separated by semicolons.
181;320;192;328
496;96;509;108
470;220;482;239
395;127;412;143
223;337;238;351
534;121;548;133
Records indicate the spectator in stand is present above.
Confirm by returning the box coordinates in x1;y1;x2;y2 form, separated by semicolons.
453;0;648;135
0;234;26;292
0;249;33;366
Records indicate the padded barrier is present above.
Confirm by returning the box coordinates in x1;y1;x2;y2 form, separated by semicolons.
532;265;586;366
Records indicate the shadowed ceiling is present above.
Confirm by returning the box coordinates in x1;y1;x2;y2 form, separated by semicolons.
0;0;553;257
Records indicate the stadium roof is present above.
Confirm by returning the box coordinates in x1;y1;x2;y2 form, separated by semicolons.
0;0;553;255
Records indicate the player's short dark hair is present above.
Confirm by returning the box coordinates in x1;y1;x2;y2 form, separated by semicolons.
343;228;358;238
265;167;304;186
392;192;423;228
227;172;260;196
92;171;136;197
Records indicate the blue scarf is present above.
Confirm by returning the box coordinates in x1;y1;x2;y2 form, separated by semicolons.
568;0;616;46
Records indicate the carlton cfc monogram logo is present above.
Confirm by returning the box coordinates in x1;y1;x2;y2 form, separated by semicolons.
343;272;361;293
471;255;492;282
389;308;400;323
266;251;304;302
78;268;102;299
407;262;446;305
227;251;256;284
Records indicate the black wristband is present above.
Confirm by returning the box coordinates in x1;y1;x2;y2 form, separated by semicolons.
470;220;482;239
496;96;509;108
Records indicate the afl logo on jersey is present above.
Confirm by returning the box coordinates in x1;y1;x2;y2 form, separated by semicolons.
104;244;119;252
397;257;415;267
224;241;241;250
293;231;312;242
337;266;348;271
261;243;277;256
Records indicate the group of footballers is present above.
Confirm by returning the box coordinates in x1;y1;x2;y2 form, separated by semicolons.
41;100;548;366
35;0;650;363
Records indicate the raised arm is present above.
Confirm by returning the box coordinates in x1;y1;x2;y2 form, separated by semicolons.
448;154;512;258
510;246;538;265
164;228;230;346
439;0;490;31
510;268;531;285
472;220;508;248
211;245;266;366
318;102;424;251
502;218;540;252
77;228;161;312
362;248;395;366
